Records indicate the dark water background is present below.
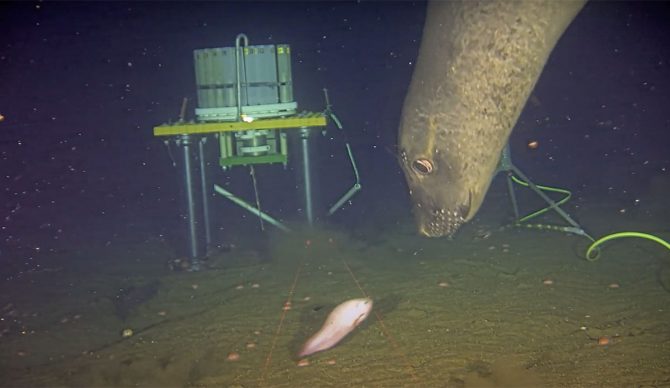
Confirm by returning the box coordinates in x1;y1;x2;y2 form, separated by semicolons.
1;2;670;386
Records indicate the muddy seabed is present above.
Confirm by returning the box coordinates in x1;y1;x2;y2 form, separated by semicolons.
1;218;669;387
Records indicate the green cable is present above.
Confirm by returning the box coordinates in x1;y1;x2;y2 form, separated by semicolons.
507;175;669;262
509;175;572;222
585;232;670;262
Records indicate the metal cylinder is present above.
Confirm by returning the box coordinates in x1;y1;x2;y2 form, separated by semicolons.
235;34;249;120
178;135;206;260
298;127;316;226
198;137;212;248
277;44;293;103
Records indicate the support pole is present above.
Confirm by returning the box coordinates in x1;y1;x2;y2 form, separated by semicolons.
299;127;314;226
214;185;291;232
178;134;206;262
198;137;212;248
499;145;520;219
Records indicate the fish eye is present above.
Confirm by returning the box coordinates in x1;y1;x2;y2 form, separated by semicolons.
412;159;433;175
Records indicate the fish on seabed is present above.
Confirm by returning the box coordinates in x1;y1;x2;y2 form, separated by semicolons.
298;298;373;358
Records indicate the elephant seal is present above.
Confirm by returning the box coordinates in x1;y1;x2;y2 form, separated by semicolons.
399;0;584;237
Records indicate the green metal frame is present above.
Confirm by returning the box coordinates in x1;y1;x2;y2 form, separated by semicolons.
219;153;288;167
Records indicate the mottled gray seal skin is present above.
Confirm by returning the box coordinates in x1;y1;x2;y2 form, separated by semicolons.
399;0;585;237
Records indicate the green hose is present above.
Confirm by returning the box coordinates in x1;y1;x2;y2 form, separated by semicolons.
509;175;572;223
585;232;670;262
506;174;669;262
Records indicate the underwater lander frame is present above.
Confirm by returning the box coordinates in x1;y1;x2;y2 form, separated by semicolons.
153;33;362;263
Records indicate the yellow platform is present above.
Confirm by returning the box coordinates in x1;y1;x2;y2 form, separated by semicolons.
153;112;327;137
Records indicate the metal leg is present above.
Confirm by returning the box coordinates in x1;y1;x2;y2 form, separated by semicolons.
498;143;591;239
178;135;205;262
506;173;520;220
509;164;582;230
198;137;212;248
299;127;314;226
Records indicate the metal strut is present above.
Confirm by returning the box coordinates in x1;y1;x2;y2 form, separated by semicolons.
322;88;362;215
497;144;594;240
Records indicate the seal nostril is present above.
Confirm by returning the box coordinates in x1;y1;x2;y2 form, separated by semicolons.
412;159;434;175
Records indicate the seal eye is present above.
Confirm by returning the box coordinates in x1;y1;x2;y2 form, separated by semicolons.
412;159;434;175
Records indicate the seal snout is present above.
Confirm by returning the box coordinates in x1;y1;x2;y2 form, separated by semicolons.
417;207;466;238
416;189;472;237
